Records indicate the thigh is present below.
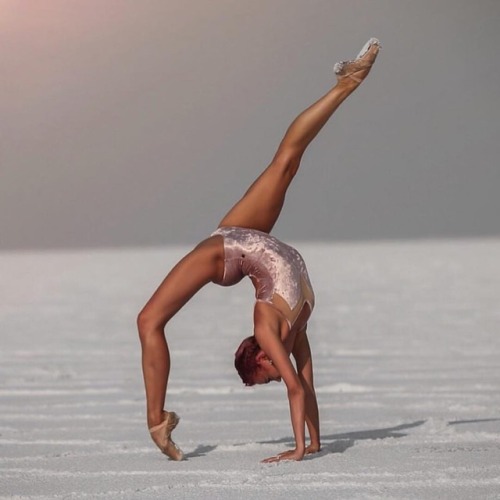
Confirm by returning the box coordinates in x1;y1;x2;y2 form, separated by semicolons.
218;156;299;234
139;239;221;328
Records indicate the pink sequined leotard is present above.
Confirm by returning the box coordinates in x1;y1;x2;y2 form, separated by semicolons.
211;226;315;328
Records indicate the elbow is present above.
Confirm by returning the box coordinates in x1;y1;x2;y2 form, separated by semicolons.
287;383;305;401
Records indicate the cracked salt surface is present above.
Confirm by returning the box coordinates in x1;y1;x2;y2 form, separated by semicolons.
1;239;499;499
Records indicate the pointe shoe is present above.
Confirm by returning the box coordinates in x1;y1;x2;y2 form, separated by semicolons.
334;37;381;84
149;411;184;461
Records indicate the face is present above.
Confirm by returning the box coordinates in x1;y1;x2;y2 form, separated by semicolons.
253;357;282;385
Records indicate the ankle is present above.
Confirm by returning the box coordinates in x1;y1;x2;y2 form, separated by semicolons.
329;82;358;102
147;410;164;429
335;79;360;94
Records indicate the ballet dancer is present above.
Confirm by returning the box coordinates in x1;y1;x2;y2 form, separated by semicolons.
137;38;381;463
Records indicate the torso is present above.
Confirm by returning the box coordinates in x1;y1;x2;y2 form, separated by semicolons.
210;226;315;347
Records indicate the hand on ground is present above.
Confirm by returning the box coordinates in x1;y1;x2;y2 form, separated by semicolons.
261;448;305;463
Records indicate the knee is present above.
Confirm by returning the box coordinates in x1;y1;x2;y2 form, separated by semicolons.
136;309;149;342
137;307;163;343
273;149;302;179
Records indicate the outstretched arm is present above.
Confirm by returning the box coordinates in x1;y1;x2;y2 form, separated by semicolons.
292;329;320;454
254;305;306;463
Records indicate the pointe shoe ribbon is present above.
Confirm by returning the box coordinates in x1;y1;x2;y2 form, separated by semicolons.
149;411;184;461
334;37;381;83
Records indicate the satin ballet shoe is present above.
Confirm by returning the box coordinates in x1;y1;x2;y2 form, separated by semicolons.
334;37;381;84
149;411;184;461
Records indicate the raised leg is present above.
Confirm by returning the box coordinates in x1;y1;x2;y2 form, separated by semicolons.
218;41;380;233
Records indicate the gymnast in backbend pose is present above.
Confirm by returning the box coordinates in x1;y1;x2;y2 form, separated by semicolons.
137;38;380;463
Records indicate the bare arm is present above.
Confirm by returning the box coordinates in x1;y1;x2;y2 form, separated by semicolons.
292;329;320;453
253;304;306;463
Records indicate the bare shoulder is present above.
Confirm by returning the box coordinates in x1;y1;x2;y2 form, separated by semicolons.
254;302;288;338
254;303;302;391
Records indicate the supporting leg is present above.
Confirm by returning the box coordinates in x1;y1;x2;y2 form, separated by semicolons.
138;322;170;428
218;42;379;234
137;240;221;429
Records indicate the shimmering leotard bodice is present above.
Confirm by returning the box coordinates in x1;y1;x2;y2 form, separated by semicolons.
211;226;315;327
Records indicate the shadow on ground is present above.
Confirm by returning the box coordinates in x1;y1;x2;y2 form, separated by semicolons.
259;420;427;457
182;418;500;460
448;418;500;426
183;444;218;459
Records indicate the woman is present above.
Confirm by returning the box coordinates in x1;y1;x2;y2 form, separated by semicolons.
137;38;381;463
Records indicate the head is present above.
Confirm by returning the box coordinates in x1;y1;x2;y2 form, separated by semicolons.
234;336;282;386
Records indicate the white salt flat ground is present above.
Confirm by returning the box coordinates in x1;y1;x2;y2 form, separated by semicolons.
1;239;500;499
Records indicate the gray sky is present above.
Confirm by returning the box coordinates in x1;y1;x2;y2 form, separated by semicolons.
2;0;499;250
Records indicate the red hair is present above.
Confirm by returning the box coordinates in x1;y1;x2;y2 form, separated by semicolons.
234;336;261;386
